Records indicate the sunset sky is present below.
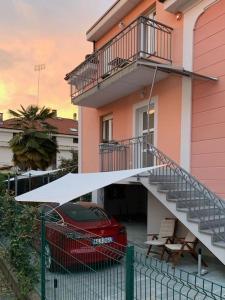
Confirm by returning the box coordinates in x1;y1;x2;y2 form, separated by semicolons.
0;0;114;120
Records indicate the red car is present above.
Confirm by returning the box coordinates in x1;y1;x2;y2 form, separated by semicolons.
39;202;127;271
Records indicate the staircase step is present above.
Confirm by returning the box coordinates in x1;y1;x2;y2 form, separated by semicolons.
199;218;225;231
188;207;221;219
149;174;180;183
213;241;225;248
176;198;212;209
164;190;203;199
212;231;225;241
212;232;225;248
157;182;192;191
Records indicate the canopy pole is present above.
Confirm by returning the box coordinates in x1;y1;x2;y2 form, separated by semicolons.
147;66;157;138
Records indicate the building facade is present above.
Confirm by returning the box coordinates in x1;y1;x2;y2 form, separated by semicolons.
0;114;78;170
66;0;225;265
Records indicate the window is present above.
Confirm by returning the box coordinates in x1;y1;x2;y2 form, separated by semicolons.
61;203;109;222
38;205;63;223
101;114;113;142
73;137;78;143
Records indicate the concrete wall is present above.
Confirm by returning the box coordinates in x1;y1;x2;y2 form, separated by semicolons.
147;192;187;237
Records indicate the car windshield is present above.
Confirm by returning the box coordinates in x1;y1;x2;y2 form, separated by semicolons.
60;204;109;222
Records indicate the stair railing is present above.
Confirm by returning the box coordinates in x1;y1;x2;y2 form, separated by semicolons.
147;143;225;243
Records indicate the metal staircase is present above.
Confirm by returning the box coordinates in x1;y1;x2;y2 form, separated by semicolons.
141;144;225;264
100;138;225;264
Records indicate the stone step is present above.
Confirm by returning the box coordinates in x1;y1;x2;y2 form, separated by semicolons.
188;207;221;219
199;218;225;231
213;241;225;249
163;190;203;199
176;198;212;209
148;174;180;183
157;182;192;191
212;232;225;247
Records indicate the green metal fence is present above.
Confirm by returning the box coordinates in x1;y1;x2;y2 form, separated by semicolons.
39;215;225;300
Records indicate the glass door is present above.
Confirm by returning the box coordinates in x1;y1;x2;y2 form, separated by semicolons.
145;8;157;57
136;103;155;167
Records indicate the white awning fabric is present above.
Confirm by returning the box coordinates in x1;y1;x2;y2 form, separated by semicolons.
15;166;163;206
6;169;60;182
21;169;59;177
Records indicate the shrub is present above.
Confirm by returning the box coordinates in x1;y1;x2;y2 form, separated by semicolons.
0;192;39;296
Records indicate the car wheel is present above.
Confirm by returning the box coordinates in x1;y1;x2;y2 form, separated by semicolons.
45;243;56;272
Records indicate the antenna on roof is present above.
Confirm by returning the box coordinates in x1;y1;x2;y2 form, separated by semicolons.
34;64;46;106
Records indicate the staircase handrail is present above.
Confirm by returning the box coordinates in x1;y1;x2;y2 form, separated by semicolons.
147;143;225;211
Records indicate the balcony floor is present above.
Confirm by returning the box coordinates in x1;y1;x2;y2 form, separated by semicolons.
72;59;169;108
72;58;216;108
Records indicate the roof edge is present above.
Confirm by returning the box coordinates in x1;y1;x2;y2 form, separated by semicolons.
86;0;142;42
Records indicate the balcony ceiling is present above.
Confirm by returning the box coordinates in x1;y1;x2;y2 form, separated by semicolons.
164;0;197;13
72;59;217;109
86;0;142;42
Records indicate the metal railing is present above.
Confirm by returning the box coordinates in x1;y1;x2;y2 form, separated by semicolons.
66;16;173;99
39;216;225;300
99;136;225;245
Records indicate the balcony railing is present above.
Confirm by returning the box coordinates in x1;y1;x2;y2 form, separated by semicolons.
100;134;154;172
66;16;173;100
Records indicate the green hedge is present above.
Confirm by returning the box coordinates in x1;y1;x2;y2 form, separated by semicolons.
0;192;39;296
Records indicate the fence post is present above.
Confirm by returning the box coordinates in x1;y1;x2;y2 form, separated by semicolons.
41;213;46;300
125;245;134;300
29;173;31;191
7;173;10;192
15;174;18;196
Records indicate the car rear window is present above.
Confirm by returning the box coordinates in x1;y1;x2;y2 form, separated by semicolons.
61;204;109;222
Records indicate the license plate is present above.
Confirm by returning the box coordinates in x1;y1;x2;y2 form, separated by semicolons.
92;237;113;245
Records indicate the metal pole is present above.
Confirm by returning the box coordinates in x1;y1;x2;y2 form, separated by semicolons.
37;69;40;105
147;66;157;137
29;173;31;191
54;278;57;300
41;213;46;300
7;173;10;192
15;174;18;196
198;248;202;276
34;64;45;106
125;245;134;300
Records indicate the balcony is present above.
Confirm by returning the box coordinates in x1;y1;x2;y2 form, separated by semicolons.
65;16;173;108
99;134;154;172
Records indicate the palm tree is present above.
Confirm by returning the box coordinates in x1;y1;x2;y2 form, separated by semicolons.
9;105;58;171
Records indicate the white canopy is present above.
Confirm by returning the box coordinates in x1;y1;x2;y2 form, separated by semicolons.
15;166;163;206
21;169;59;177
7;169;60;182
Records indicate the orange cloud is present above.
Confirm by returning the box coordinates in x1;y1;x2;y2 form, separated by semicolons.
0;0;114;120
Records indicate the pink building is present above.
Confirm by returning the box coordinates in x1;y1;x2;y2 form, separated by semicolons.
65;0;225;265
